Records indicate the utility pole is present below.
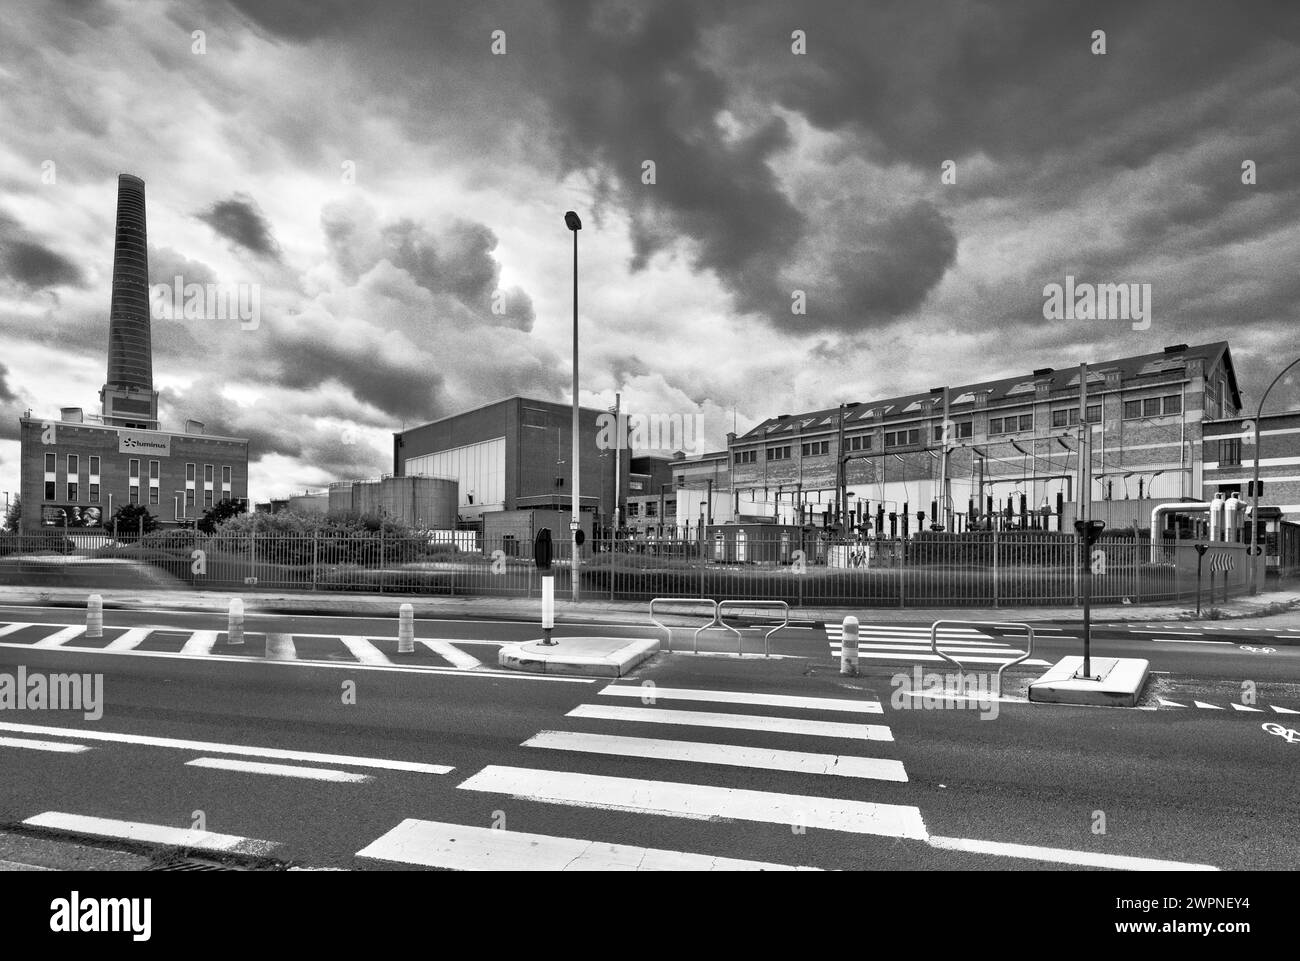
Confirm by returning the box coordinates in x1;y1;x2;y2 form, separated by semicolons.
613;392;621;536
836;402;847;533
565;211;582;601
939;385;951;530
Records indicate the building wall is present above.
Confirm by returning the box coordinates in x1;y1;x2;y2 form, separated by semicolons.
395;397;627;523
18;417;249;531
1203;412;1300;519
727;350;1234;531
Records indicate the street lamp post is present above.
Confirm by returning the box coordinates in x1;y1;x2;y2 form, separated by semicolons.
1248;357;1300;594
565;210;582;601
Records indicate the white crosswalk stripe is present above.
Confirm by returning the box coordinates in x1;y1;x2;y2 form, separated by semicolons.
825;623;1050;667
568;703;894;740
32;626;85;648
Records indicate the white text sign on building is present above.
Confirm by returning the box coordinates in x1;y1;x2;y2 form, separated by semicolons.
118;430;171;457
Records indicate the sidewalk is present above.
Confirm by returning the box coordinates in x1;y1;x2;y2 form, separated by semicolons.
2;584;1298;630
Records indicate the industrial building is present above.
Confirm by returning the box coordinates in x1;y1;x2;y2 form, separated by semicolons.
726;342;1242;536
393;397;627;530
17;175;249;531
327;475;458;529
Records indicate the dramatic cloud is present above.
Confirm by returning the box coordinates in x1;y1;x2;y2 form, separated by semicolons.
195;194;283;261
0;213;83;289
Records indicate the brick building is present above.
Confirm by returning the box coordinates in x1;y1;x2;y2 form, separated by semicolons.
726;342;1241;535
16;174;248;531
393;396;628;527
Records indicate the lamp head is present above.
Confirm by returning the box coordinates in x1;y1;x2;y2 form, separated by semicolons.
564;211;582;231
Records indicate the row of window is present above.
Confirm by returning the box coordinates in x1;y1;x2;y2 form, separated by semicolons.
43;454;234;510
1122;395;1181;419
733;395;1186;464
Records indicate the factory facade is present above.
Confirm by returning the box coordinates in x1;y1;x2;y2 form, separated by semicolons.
17;175;249;531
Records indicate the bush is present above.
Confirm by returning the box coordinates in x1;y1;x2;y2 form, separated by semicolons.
0;530;76;556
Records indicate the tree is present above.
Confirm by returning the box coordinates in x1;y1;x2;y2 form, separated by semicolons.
103;503;158;541
197;497;247;534
2;495;19;533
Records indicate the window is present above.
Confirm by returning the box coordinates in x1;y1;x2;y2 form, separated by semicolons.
801;440;829;457
1142;397;1162;417
1163;395;1182;415
627;502;640;517
149;460;160;481
204;464;214;484
185;490;195;508
1125;395;1181;419
67;454;78;477
204;488;213;508
846;435;872;452
1123;400;1141;419
89;484;99;504
149;487;159;506
186;463;196;483
45;452;55;474
733;450;757;465
933;421;973;441
766;445;791;460
987;413;1031;435
129;459;140;480
1052;405;1102;428
222;466;232;486
885;428;920;447
129;458;140;505
89;455;100;477
45;480;55;501
1219;438;1242;466
646;501;658;517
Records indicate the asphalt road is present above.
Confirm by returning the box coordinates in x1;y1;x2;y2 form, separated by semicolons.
0;604;1296;870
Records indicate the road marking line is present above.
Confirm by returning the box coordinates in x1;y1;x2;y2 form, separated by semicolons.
830;651;1050;667
104;628;152;651
459;766;928;839
23;812;279;857
338;636;392;665
265;633;296;660
567;704;893;741
0;623;33;638
0;721;453;774
597;684;882;714
180;630;219;654
832;643;1037;655
0;736;91;753
418;639;482;670
32;626;84;648
0;641;592;682
1151;638;1231;645
524;730;909;781
926;836;1217;871
1131;630;1203;636
357;818;817;871
1229;703;1264;712
1270;705;1300;714
186;757;373;782
1156;698;1186;708
1193;701;1223;710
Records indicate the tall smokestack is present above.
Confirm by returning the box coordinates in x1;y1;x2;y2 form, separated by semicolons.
100;173;159;429
106;174;152;390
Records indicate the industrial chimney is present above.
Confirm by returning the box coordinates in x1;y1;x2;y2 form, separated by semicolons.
100;174;160;430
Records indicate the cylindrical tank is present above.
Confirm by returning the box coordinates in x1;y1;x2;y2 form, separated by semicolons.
1209;492;1226;541
1224;491;1244;542
383;476;457;529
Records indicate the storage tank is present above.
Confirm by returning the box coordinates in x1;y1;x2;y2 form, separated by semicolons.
1224;491;1244;543
327;482;355;515
287;492;329;515
389;475;458;529
353;480;382;516
1209;492;1225;541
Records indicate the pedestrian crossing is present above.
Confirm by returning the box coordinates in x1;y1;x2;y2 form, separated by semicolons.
824;622;1051;667
360;679;922;870
0;620;491;672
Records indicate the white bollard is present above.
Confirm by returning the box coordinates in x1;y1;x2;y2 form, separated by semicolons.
840;615;859;676
86;594;103;639
398;603;415;654
227;597;244;646
541;575;556;645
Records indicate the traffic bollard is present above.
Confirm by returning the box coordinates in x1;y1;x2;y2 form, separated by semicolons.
228;597;244;646
840;615;859;676
541;574;556;645
86;594;103;639
398;603;415;654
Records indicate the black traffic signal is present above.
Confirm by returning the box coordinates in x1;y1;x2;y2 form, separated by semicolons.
534;528;553;570
1073;519;1106;545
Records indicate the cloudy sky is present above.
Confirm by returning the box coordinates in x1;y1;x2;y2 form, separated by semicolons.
1;0;1298;501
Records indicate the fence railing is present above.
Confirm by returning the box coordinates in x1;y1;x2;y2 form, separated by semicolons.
0;529;1256;607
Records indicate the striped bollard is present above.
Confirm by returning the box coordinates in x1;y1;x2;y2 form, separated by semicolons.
86;594;103;639
227;598;244;646
840;615;859;676
398;603;415;654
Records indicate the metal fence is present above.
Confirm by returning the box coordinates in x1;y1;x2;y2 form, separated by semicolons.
0;528;1255;607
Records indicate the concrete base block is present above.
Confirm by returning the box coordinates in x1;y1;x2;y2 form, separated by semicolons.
498;636;660;677
1028;656;1150;707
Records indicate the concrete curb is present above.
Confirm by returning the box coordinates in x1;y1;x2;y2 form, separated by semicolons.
497;637;660;677
1028;656;1150;707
